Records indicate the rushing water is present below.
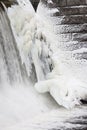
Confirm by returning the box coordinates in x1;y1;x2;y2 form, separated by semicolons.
12;0;87;109
0;0;87;129
0;3;26;85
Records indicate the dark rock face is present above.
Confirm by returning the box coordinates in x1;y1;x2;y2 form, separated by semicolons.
0;0;40;10
30;0;40;11
0;0;17;7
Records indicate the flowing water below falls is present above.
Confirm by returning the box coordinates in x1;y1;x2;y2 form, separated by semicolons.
0;0;87;129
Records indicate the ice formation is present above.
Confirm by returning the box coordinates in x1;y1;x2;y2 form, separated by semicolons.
6;0;87;109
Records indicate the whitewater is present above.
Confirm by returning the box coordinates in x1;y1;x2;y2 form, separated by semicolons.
0;0;87;129
7;0;87;108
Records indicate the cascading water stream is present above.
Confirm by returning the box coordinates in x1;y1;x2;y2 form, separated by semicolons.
0;3;58;129
0;3;28;85
6;0;87;109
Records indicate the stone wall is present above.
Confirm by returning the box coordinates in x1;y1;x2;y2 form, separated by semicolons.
44;0;87;7
41;0;87;53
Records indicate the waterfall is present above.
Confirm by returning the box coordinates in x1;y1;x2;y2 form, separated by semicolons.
0;3;28;85
7;0;52;83
0;0;87;130
1;0;87;109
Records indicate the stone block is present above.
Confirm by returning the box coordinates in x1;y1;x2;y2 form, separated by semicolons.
67;0;86;6
60;6;87;16
57;33;72;42
60;15;87;24
72;33;87;42
66;41;87;51
55;24;87;34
